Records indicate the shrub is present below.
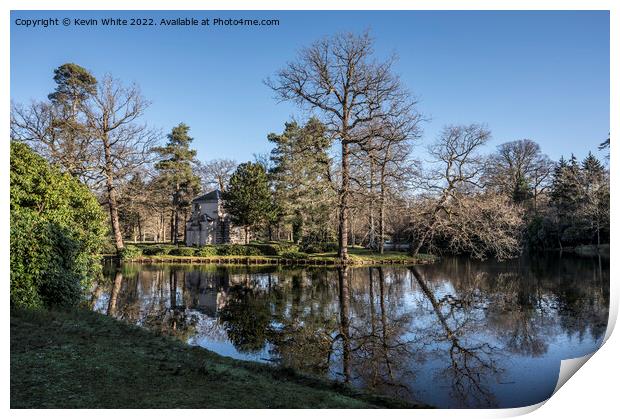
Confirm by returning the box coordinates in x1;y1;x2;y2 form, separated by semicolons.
10;142;107;308
197;246;218;257
216;244;262;256
300;240;339;254
118;245;142;261
141;244;176;256
169;247;197;256
248;242;299;256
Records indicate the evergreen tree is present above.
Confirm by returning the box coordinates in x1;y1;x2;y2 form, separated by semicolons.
223;162;274;244
550;154;587;246
268;118;335;243
48;63;97;111
582;152;605;186
512;174;532;203
551;155;582;217
154;123;201;244
581;152;609;246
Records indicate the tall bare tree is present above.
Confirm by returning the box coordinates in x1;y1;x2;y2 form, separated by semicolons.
484;139;553;209
195;158;238;191
12;66;158;254
267;31;418;261
84;75;158;252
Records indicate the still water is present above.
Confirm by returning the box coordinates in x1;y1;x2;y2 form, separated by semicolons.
92;255;609;408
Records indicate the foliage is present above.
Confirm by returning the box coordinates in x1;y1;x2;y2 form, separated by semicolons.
196;246;219;257
47;63;97;109
140;244;177;256
300;240;340;254
268;119;336;242
223;162;274;243
118;245;142;261
169;247;197;257
216;244;262;256
154;123;202;243
10;142;107;308
248;242;298;256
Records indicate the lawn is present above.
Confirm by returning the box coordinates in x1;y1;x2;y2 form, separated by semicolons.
11;308;420;408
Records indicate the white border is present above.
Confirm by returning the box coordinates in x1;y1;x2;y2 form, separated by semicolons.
2;1;617;418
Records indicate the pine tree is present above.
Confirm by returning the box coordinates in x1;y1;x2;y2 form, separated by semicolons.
581;152;609;246
268;118;335;243
512;174;532;203
222;162;273;244
154;123;201;244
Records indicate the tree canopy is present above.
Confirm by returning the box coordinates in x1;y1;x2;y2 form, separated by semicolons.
223;162;274;244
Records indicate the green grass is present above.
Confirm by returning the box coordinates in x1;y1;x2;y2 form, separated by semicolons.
11;308;421;408
127;243;436;266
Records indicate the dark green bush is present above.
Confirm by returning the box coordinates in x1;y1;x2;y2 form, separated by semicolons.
10;142;107;308
216;244;262;256
197;246;218;257
141;244;176;256
248;242;298;256
118;245;142;261
300;240;339;254
169;247;197;256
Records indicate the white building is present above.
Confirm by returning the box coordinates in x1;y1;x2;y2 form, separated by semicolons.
185;190;245;246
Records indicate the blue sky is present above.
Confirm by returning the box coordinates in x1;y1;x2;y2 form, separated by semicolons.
11;10;610;164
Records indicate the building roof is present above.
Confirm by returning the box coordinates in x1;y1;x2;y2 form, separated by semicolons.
192;190;221;203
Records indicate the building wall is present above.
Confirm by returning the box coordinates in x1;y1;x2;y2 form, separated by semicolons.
185;198;246;246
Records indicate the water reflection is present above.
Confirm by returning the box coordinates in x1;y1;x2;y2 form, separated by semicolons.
93;255;609;408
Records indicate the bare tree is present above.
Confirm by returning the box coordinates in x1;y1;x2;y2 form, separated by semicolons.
484;139;553;209
84;76;159;252
266;31;418;261
11;101;100;184
195;158;238;191
372;114;421;253
410;124;523;260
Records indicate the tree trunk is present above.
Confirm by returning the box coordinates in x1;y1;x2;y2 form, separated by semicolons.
173;208;179;245
102;136;124;252
379;172;386;254
338;142;350;260
138;217;143;242
182;210;187;244
244;226;249;244
368;157;376;250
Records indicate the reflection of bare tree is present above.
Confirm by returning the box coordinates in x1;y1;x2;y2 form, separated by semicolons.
339;266;352;383
410;266;502;407
341;268;419;401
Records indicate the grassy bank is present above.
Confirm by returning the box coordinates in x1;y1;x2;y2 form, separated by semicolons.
117;243;437;266
11;308;420;408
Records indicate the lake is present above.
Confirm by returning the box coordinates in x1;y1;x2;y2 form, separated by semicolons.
91;254;609;408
